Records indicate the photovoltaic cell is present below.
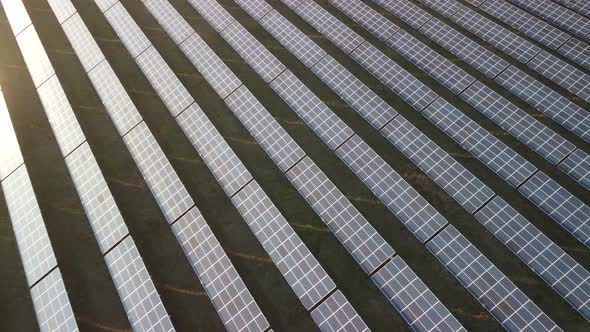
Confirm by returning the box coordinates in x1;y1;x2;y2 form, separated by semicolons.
496;66;590;142
311;55;398;129
552;0;590;17
558;38;590;70
88;61;142;136
287;157;394;274
382;116;495;213
519;172;590;247
509;0;590;39
186;0;235;32
280;0;303;10
1;166;57;286
559;149;590;190
232;0;273;22
336;135;447;242
427;225;560;331
419;17;509;79
172;207;270;332
30;269;78;332
225;86;305;173
258;9;327;68
136;46;194;116
36;76;86;156
143;0;194;46
105;237;174;332
270;70;354;151
0;90;24;180
422;98;537;187
476;197;590;320
220;21;286;83
179;34;242;99
328;0;399;41
527;51;590;103
372;0;432;30
103;3;151;58
310;290;370;332
123;122;194;223
418;0;463;18
372;256;465;332
176;103;253;196
65;143;128;254
15;27;55;88
46;0;76;24
61;13;105;73
231;181;336;310
461;82;575;165
386;30;475;95
351;43;438;111
294;0;364;54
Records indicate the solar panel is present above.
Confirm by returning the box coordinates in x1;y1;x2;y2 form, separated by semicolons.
559;149;590;190
143;0;194;46
460;81;575;165
176;103;253;196
232;0;273;22
1;166;57;286
123;122;194;223
64;142;129;254
281;0;304;10
418;0;463;18
351;43;438;111
1;0;32;35
496;66;590;142
61;13;106;73
88;61;143;136
105;237;174;332
476;197;590;320
258;9;327;68
419;17;509;79
519;172;590;247
372;0;432;30
552;0;590;17
310;290;370;332
270;70;354;151
328;0;399;41
231;181;336;310
508;0;590;39
527;51;590;103
30;268;78;332
136;46;194;116
386;30;476;95
36;76;86;156
0;90;24;180
294;1;364;54
372;256;465;332
427;225;560;331
15;27;55;88
220;21;286;83
450;7;541;63
171;207;270;332
382;116;495;213
287;157;395;274
558;38;590;70
311;55;398;130
179;34;242;99
186;0;235;33
225;86;305;172
422;98;537;187
478;0;570;50
46;0;76;24
94;0;118;13
335;135;447;242
103;2;151;58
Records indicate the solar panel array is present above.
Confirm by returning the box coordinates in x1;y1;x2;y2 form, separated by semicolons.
2;0;590;330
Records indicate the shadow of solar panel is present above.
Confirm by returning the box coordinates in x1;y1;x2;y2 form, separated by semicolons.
372;257;465;332
311;290;370;332
427;225;561;331
30;268;78;332
231;181;336;309
476;197;590;320
519;172;590;247
270;70;354;150
105;237;174;332
172;207;270;332
335;135;447;242
382;115;495;213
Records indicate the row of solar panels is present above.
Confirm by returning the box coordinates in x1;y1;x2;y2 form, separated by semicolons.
0;0;588;331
